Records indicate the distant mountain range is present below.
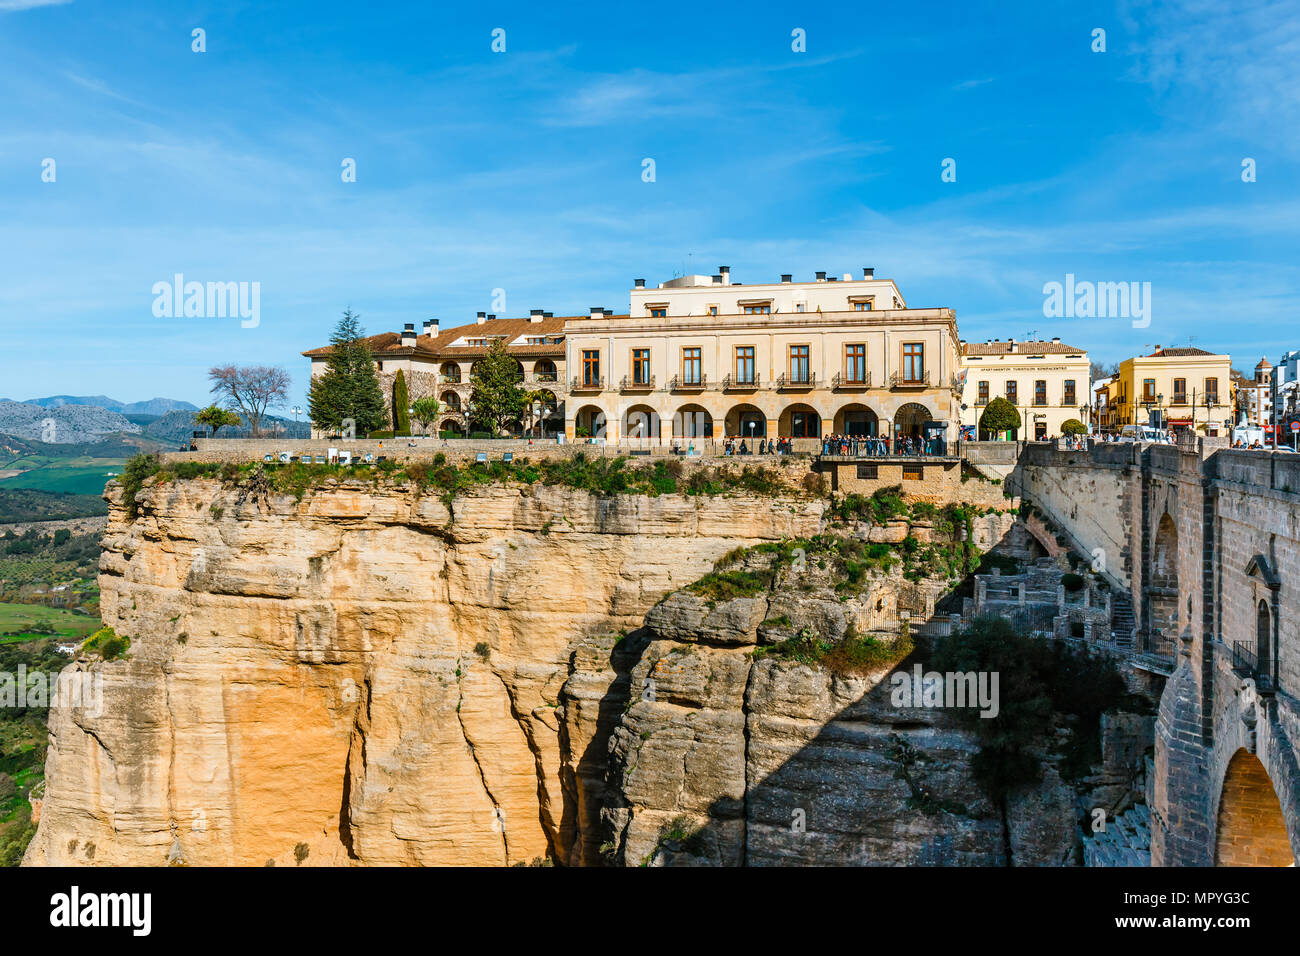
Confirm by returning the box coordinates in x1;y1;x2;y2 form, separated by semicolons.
20;395;199;415
0;401;143;444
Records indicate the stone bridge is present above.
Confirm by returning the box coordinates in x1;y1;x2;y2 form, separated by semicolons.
1009;441;1300;866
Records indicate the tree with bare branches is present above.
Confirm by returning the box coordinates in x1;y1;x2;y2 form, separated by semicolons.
208;365;291;437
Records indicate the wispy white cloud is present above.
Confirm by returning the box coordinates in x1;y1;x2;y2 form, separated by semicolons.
0;0;72;11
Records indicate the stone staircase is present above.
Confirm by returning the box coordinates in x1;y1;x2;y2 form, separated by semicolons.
1110;590;1136;647
1082;803;1151;866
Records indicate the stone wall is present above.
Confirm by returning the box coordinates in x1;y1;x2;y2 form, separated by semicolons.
1013;443;1300;866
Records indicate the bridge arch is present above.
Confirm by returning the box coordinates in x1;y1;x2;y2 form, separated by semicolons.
1214;748;1294;866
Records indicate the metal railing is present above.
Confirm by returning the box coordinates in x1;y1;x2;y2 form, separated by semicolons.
776;372;816;389
720;373;761;390
889;370;931;388
570;375;605;392
620;374;656;391
1232;641;1259;678
832;371;871;389
668;374;708;391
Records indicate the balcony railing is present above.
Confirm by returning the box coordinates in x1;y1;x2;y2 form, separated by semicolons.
776;372;816;390
571;376;605;392
620;374;656;391
832;372;871;389
721;373;761;391
1232;641;1259;678
668;374;708;391
889;370;931;388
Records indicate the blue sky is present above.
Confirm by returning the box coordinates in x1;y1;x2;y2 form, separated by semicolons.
1;0;1297;407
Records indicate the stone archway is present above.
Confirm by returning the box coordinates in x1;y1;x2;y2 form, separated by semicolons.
1149;512;1179;656
574;404;607;440
893;402;931;440
623;403;660;440
724;403;766;438
1214;749;1294;866
779;403;821;438
834;403;879;436
672;403;713;439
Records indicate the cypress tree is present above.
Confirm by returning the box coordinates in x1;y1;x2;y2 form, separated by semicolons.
393;369;411;434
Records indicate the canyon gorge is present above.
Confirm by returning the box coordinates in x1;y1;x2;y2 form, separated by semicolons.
22;468;1154;866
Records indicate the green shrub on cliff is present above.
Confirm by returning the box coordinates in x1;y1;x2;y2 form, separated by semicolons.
932;617;1131;798
82;626;129;661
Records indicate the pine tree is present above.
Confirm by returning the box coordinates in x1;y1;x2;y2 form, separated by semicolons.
393;369;411;434
469;338;525;436
308;310;388;436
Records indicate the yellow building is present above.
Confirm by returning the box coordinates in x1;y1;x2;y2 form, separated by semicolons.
958;338;1090;440
1108;347;1233;437
562;267;961;446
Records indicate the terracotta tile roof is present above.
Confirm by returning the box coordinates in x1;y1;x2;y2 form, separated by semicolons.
1147;347;1218;357
303;315;574;359
962;340;1086;356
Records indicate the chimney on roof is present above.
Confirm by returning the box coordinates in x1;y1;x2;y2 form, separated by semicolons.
529;309;544;324
401;323;417;347
543;311;553;318
476;311;486;325
1051;336;1060;344
863;267;874;279
423;319;438;337
815;271;827;282
634;278;646;289
719;266;730;286
589;307;604;318
781;274;792;283
828;276;838;282
712;274;723;285
843;273;852;281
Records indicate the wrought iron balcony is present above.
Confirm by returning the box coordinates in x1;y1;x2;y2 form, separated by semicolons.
721;373;761;391
889;370;931;389
776;372;816;390
620;374;656;392
570;376;605;392
668;374;708;391
832;371;871;389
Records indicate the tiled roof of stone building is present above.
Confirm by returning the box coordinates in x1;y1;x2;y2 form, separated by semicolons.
962;340;1086;356
1147;347;1218;357
303;314;577;359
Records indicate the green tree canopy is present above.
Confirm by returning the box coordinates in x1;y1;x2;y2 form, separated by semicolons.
410;395;441;435
468;339;525;436
308;310;388;437
1060;418;1087;436
979;397;1022;437
194;405;242;437
392;369;411;434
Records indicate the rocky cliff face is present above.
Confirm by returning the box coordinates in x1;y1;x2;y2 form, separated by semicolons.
24;477;822;866
24;476;1149;867
594;544;1153;867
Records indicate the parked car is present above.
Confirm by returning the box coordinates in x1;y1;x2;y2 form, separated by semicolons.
1117;425;1171;443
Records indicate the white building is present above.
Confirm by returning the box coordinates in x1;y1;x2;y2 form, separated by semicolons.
1273;349;1300;436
